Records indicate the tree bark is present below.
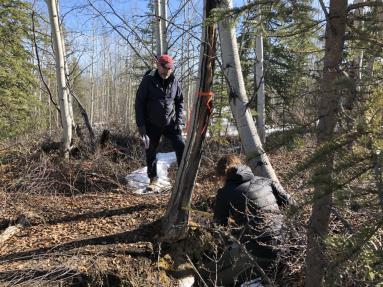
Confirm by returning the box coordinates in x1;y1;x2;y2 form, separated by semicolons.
46;0;72;158
160;0;168;54
255;4;265;144
305;1;348;286
217;0;290;201
154;0;164;56
161;0;218;241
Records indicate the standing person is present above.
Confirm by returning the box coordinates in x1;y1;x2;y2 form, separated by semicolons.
135;54;185;191
208;154;284;286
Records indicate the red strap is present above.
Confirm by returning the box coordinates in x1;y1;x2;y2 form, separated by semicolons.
185;91;214;135
197;91;214;135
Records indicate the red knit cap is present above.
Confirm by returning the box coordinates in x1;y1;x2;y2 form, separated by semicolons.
158;54;174;69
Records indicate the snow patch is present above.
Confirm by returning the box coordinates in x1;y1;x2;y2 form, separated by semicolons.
125;152;177;194
178;275;195;287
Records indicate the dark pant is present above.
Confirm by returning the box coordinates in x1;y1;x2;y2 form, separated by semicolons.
145;123;185;179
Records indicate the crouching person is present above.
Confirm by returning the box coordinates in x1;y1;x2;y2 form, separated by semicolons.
206;154;285;286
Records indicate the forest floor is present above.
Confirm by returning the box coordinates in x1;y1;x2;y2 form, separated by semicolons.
0;130;318;287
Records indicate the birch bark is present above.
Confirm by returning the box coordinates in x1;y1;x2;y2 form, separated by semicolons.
217;0;289;199
46;0;72;158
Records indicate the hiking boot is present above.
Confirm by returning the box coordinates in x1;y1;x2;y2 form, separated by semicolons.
146;178;159;192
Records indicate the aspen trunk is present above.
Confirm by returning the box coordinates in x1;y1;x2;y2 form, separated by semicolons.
255;4;265;144
160;0;168;53
217;0;289;199
56;0;75;130
161;0;218;241
46;0;72;158
154;0;163;56
305;1;348;286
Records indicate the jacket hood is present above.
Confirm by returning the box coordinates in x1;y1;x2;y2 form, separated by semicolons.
226;164;254;183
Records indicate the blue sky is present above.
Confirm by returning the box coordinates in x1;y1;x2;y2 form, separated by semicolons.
59;0;245;32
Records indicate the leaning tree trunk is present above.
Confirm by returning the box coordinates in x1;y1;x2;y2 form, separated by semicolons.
46;0;72;158
217;0;289;199
305;1;348;287
161;0;218;241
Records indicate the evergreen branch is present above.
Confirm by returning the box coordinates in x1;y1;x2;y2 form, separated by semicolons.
327;218;383;275
347;1;383;13
286;131;368;180
346;24;383;48
331;206;354;234
31;10;60;114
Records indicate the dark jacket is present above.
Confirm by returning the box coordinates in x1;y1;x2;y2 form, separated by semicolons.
214;165;284;258
135;69;184;128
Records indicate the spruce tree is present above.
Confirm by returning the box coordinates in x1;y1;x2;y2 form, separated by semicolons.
0;0;38;139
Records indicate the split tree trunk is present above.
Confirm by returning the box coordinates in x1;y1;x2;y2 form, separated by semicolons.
46;0;72;158
161;0;218;241
305;1;348;286
217;0;289;199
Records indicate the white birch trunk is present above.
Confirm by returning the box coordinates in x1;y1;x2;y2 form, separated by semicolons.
352;0;365;94
217;0;286;194
160;0;168;53
46;0;72;158
154;0;163;56
255;4;265;144
56;0;75;130
90;38;95;125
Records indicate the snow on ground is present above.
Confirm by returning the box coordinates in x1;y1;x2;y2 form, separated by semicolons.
126;152;177;194
126;125;290;194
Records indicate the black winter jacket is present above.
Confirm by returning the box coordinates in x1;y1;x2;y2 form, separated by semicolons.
135;69;184;128
214;165;284;253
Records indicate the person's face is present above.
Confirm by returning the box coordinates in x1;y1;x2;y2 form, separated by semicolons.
157;62;173;79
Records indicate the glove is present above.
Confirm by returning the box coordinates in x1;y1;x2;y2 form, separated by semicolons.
138;126;146;137
142;134;150;149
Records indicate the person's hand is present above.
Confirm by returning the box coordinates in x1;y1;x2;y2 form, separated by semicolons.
138;126;146;137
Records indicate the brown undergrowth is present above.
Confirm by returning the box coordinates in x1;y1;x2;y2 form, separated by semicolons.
0;131;323;286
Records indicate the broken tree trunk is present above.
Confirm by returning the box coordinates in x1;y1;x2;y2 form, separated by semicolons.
161;0;218;241
217;0;291;203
